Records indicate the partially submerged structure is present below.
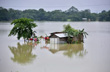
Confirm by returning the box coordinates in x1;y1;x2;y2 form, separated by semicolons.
49;32;67;44
49;32;83;44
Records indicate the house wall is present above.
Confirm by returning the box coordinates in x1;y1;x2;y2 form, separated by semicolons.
59;37;67;44
50;38;67;44
50;34;67;44
50;38;59;44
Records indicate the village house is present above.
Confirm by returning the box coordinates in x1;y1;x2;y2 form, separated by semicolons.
49;32;68;44
49;32;83;44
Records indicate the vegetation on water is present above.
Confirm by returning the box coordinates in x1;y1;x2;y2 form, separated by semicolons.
8;18;87;44
8;18;37;41
63;24;88;44
0;6;110;21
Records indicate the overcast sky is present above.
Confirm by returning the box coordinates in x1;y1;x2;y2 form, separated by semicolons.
0;0;110;13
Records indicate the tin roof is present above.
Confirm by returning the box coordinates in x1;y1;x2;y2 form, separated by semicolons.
55;33;68;38
50;32;74;38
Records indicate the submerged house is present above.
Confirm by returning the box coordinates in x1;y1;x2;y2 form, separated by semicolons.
49;32;68;44
49;32;83;44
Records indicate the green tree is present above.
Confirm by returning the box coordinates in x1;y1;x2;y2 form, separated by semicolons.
0;7;10;21
106;10;110;21
37;8;46;20
8;18;37;41
99;10;110;21
9;8;22;20
63;24;88;43
66;6;79;13
99;10;107;21
63;24;78;43
0;6;109;21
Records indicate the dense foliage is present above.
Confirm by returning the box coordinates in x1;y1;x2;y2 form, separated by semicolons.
63;24;88;44
0;6;110;21
8;18;37;40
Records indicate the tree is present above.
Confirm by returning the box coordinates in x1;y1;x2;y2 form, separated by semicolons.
0;6;109;21
99;10;110;21
63;24;78;43
37;8;46;20
9;8;22;20
63;24;88;44
0;7;10;21
8;18;37;41
106;10;110;21
66;6;79;13
80;9;92;21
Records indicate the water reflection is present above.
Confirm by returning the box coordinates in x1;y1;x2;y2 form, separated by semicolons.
49;43;87;58
8;42;36;64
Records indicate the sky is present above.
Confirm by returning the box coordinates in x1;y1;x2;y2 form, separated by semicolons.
0;0;110;13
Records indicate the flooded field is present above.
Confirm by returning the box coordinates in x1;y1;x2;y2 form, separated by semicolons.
0;21;110;72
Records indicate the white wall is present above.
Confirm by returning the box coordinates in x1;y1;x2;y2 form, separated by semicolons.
50;38;59;44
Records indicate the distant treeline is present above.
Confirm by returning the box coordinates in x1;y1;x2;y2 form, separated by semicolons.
0;6;110;21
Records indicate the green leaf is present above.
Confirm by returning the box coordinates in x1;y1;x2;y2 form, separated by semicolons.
9;18;37;40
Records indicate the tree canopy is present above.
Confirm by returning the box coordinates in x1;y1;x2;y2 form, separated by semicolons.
8;18;37;40
0;6;110;21
63;24;88;43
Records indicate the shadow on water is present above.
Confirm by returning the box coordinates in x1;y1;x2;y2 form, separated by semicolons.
8;42;36;65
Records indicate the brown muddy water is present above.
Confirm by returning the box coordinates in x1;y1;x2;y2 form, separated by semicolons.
0;21;110;72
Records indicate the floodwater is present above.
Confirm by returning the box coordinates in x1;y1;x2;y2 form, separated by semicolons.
0;21;110;72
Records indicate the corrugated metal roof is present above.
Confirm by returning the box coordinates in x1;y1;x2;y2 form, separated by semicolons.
55;33;68;38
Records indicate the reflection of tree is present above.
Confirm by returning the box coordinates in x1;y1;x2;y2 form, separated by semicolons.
49;43;87;58
63;43;87;58
9;42;36;64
